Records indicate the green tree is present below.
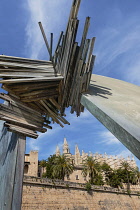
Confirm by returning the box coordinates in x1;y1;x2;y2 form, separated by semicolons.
107;169;123;188
101;162;112;173
42;155;57;179
93;173;104;185
101;162;113;185
52;155;74;180
38;159;47;178
82;157;102;184
120;161;132;190
130;167;140;185
39;159;47;168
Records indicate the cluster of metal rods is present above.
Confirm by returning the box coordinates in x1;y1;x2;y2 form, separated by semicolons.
39;0;96;116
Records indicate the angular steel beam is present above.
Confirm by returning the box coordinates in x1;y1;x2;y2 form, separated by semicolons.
81;74;140;159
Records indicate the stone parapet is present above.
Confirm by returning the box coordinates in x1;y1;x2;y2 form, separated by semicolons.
22;176;140;210
23;176;140;195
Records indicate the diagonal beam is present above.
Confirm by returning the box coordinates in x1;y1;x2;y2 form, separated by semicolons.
81;74;140;159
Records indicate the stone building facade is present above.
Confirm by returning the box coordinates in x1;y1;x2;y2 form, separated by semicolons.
24;138;137;183
56;138;137;183
24;151;38;177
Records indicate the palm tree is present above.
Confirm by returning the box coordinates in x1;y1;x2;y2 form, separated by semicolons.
120;161;132;190
52;155;74;180
108;169;123;188
45;155;57;179
130;167;140;185
101;162;113;185
82;156;100;184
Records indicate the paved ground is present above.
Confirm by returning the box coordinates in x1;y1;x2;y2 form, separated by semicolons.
81;74;140;159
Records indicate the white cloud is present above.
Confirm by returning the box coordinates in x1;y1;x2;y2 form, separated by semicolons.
66;108;96;126
96;28;139;69
24;0;72;59
117;149;133;158
100;131;120;145
116;149;140;169
94;14;140;86
38;125;62;140
27;138;40;151
126;59;140;86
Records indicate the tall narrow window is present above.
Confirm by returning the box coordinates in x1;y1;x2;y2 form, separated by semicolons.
24;165;28;174
76;175;79;180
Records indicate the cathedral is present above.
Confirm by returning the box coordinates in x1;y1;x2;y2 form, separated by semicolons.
55;138;137;183
24;137;137;183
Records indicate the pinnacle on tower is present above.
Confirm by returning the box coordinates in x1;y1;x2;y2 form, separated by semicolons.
63;137;70;154
82;150;85;157
56;145;60;156
75;145;80;157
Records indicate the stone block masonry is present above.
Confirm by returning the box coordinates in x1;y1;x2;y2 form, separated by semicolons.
22;176;140;210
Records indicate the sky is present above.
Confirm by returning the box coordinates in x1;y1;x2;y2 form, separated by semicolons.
0;0;140;167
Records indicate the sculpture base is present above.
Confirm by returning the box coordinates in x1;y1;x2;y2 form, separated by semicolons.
0;121;26;210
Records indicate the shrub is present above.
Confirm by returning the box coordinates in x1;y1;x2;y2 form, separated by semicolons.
127;189;131;196
85;182;91;192
66;184;69;188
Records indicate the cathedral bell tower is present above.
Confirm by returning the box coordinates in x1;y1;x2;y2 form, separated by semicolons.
63;137;70;154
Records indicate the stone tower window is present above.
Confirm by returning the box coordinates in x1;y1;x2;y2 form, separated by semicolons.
76;175;79;180
67;175;70;180
24;165;28;174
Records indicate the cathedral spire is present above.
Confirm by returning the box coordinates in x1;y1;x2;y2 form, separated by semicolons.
75;145;80;157
56;145;60;156
75;145;81;165
63;137;70;154
82;150;85;157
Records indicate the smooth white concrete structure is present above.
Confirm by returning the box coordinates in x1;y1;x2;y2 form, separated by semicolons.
81;74;140;159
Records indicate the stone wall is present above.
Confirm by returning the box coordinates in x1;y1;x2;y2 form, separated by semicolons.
24;151;38;177
22;176;140;210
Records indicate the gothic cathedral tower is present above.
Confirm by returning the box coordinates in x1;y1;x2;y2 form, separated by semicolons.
63;137;70;154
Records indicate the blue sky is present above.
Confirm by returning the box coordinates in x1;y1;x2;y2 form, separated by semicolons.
0;0;140;167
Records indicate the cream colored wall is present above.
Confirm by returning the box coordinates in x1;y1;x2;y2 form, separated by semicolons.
24;151;38;177
65;168;89;183
38;166;46;177
25;155;29;162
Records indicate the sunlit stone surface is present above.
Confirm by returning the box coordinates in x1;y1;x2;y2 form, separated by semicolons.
81;74;140;159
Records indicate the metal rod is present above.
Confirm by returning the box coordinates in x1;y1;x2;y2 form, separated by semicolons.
50;33;53;60
38;22;53;62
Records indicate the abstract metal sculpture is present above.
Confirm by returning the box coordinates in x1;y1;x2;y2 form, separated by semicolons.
0;0;95;139
0;0;140;209
0;1;95;209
